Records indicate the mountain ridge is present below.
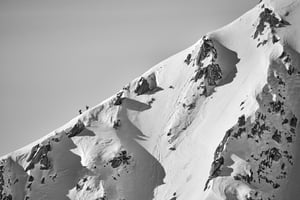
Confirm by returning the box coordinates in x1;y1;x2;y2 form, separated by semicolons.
1;0;300;199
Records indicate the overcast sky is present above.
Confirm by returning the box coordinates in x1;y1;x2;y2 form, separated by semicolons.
0;0;257;156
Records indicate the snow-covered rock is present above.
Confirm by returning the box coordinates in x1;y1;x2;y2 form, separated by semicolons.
1;0;300;199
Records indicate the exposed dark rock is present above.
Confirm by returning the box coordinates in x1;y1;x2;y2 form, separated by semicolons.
282;118;289;125
134;77;150;95
214;128;233;160
205;63;222;86
134;73;162;95
76;183;83;191
0;165;4;199
238;115;246;127
290;115;298;128
234;171;253;184
25;162;35;172
270;101;283;113
233;127;246;138
25;142;52;172
273;183;280;189
254;8;290;39
272;130;281;143
193;68;205;82
148;98;156;106
26;182;32;190
13;178;19;184
40;155;51;170
184;53;192;65
169;147;176;151
279;51;287;59
109;150;132;169
193;36;221;85
286;136;293;143
196;37;216;67
51;137;60;142
66;120;85;138
290;128;295;134
268;147;281;162
209;156;224;178
28;175;34;182
3;194;12;200
186;102;196;111
204;156;224;191
114;92;124;106
110;159;122;168
113;119;121;129
287;64;295;75
41;177;45;184
272;35;280;43
26;144;40;162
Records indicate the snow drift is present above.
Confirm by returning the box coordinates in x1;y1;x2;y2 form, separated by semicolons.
1;0;300;199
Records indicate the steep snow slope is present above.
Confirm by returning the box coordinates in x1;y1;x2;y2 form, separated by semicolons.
1;0;300;200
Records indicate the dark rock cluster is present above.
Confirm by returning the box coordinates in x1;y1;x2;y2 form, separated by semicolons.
279;51;295;75
113;91;124;106
189;36;223;99
0;161;12;200
205;47;298;198
204;156;224;191
205;64;222;86
134;73;159;96
76;177;89;192
134;77;150;95
214;128;233;160
195;37;217;68
193;36;221;85
254;6;290;48
108;150;131;169
66;120;85;138
0;163;4;200
254;7;290;40
249;112;270;139
113;119;121;130
184;53;192;65
25;142;52;171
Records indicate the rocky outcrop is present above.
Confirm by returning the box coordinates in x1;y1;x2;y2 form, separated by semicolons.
25;142;52;171
113;91;124;106
254;6;290;48
134;73;161;95
66;120;85;138
193;36;222;86
108;150;132;169
254;7;290;40
205;45;299;199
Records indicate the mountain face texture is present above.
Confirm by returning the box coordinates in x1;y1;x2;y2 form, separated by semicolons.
1;0;300;199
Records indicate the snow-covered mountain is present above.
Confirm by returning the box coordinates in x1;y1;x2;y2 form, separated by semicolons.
1;0;300;199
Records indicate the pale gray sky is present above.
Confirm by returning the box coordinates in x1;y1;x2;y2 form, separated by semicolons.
0;0;257;156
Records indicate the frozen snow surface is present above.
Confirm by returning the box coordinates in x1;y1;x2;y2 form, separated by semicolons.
1;0;300;199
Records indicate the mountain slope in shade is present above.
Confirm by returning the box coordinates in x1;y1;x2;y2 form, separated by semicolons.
1;0;300;199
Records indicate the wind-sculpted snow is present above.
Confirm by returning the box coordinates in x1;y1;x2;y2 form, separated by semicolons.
1;0;300;200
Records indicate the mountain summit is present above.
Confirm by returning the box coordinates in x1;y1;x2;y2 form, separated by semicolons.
1;0;300;199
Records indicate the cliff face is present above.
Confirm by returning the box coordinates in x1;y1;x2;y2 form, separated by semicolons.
1;1;300;200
